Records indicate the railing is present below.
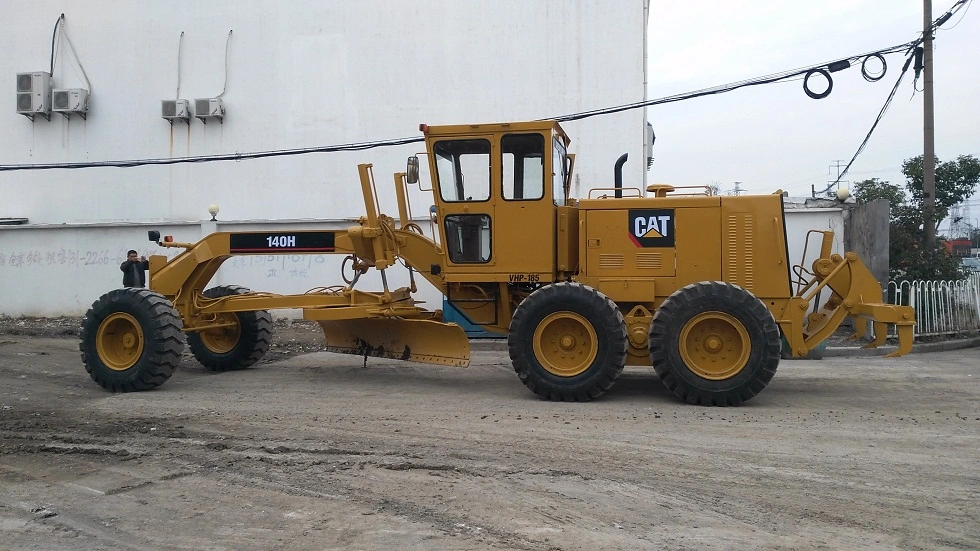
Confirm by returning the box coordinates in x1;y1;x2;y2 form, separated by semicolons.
887;273;980;337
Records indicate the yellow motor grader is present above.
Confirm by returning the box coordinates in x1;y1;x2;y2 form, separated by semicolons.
80;120;914;405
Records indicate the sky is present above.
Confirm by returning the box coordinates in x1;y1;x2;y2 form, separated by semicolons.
646;0;979;231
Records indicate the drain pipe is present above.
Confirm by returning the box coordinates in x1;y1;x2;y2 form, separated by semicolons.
614;153;628;198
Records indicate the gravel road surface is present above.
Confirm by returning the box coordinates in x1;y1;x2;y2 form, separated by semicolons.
0;320;977;550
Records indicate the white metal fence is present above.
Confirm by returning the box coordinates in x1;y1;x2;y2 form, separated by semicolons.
887;273;980;337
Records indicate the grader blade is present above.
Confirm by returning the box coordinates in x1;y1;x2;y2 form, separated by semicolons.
319;318;471;367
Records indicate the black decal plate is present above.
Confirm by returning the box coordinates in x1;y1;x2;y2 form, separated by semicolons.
229;232;336;253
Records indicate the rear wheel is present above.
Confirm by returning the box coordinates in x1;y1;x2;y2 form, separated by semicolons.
649;282;780;406
79;288;184;392
508;282;627;401
187;285;273;371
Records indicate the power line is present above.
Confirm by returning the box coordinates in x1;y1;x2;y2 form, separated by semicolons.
0;136;425;172
829;52;915;188
0;0;971;174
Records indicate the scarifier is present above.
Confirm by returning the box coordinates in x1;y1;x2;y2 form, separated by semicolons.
79;120;915;405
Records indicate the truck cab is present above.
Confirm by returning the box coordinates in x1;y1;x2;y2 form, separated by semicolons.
421;121;572;285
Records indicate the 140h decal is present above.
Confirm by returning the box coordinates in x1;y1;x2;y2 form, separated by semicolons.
628;209;675;248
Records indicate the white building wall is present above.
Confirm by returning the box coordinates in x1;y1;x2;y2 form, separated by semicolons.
1;0;650;225
1;1;651;316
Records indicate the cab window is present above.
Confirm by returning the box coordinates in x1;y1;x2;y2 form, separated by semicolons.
444;214;491;263
552;138;567;206
502;134;544;200
434;139;491;202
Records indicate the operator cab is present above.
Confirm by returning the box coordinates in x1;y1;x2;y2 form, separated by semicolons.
410;121;571;282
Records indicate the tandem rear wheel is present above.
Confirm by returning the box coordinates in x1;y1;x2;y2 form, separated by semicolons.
648;281;781;406
508;282;628;402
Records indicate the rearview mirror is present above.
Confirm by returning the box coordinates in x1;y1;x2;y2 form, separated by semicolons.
148;230;161;242
406;156;420;185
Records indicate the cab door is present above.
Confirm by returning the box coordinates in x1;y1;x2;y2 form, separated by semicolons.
491;131;557;280
431;136;495;272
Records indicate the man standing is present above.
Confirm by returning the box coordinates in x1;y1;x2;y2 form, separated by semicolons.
121;249;149;288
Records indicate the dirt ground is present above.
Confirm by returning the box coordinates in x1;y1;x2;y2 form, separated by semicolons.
0;317;978;550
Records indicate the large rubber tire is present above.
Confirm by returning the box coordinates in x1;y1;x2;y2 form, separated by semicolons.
508;282;628;401
649;282;780;406
79;288;184;392
186;285;272;371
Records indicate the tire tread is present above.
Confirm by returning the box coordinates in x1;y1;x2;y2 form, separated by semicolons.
79;288;184;392
508;282;627;402
649;282;780;406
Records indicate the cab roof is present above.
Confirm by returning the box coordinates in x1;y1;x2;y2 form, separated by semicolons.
419;120;570;147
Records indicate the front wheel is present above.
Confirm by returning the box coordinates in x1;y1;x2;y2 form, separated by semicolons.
508;282;627;401
648;282;780;406
186;285;273;371
79;288;185;392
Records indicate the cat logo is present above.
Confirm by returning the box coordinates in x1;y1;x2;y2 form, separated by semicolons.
628;209;675;248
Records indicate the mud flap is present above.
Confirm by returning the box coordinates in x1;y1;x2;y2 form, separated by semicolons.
319;318;471;367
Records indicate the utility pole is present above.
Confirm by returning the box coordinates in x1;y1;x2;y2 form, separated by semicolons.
730;181;744;196
923;0;937;248
828;160;848;198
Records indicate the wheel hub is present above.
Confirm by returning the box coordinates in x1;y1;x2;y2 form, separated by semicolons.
96;312;144;371
679;311;751;380
532;311;598;377
198;315;242;354
704;335;723;353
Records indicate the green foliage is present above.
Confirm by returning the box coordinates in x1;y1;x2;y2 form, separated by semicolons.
902;154;980;223
852;177;904;208
852;153;980;282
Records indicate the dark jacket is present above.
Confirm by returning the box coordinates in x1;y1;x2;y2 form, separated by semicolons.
121;259;149;287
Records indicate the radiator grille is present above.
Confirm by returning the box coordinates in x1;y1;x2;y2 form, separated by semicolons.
598;254;624;270
726;214;754;289
636;252;663;269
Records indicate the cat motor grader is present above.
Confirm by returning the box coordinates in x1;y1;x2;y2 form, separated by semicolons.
80;120;915;405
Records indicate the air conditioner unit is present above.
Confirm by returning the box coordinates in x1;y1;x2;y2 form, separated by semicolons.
16;72;51;120
194;97;224;123
162;99;190;122
52;88;89;119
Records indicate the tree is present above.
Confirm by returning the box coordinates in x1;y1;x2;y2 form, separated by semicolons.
852;154;980;282
852;177;904;207
901;154;980;226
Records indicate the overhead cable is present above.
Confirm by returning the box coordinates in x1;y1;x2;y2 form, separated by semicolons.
830;51;916;188
2;0;971;173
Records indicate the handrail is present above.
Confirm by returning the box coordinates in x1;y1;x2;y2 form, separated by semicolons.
587;187;642;199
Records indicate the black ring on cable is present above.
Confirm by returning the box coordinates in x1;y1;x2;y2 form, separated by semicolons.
803;69;833;99
861;53;887;82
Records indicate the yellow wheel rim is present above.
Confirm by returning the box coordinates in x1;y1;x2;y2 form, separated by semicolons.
679;312;751;380
96;313;144;371
198;314;241;354
532;312;598;377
